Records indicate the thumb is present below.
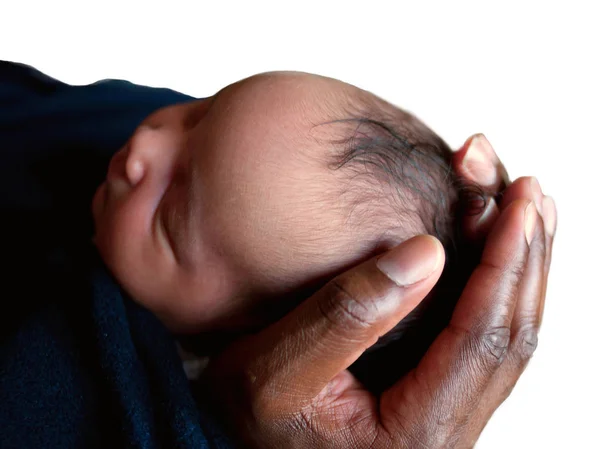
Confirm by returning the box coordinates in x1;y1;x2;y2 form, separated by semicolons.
231;235;445;410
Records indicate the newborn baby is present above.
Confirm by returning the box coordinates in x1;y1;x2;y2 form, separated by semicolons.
92;72;479;391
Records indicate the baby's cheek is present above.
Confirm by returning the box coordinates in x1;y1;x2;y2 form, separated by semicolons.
96;204;162;298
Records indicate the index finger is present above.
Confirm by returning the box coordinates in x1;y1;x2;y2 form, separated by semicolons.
382;199;535;438
241;236;445;411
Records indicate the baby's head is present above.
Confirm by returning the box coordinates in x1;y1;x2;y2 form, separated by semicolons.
92;72;476;355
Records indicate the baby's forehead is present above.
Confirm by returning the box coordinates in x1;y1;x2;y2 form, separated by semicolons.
203;73;364;166
222;72;365;126
224;73;424;152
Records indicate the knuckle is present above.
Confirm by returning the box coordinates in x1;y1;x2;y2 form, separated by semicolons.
481;326;511;362
513;327;539;365
453;323;510;370
320;277;379;329
505;259;527;289
530;228;547;260
446;323;508;379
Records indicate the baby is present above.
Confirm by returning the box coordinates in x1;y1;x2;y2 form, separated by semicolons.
92;72;480;392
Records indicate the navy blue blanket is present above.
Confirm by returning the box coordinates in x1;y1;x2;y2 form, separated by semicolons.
0;61;232;448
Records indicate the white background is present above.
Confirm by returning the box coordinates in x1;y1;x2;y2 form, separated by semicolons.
2;1;598;447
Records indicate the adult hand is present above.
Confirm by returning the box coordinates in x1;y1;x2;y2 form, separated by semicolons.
451;135;557;445
204;135;556;448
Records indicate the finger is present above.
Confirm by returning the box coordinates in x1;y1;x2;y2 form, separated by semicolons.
453;133;510;193
539;195;557;324
456;204;549;447
242;236;445;410
498;178;551;324
463;174;543;264
490;201;546;385
500;176;543;215
510;206;545;355
382;200;535;440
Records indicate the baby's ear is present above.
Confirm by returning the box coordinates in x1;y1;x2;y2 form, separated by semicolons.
452;134;507;242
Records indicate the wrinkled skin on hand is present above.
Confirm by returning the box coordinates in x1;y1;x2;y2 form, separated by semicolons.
203;135;557;449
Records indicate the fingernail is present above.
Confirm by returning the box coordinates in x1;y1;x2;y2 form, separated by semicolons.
542;196;557;237
471;134;499;161
376;236;443;287
524;202;538;245
529;177;543;215
462;134;499;187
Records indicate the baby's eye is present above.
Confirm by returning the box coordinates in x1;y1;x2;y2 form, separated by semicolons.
160;161;192;256
159;187;183;262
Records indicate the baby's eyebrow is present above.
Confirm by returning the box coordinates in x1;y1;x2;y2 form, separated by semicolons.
209;82;236;106
208;76;255;110
183;83;232;130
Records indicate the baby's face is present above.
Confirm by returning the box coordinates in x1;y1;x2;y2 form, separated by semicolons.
92;72;388;333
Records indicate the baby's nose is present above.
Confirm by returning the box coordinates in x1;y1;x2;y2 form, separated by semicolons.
125;146;145;186
125;125;169;186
